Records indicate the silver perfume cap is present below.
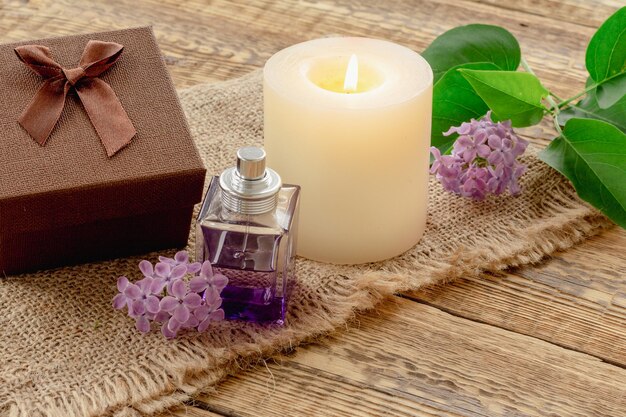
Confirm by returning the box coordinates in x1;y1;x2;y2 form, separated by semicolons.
219;147;282;214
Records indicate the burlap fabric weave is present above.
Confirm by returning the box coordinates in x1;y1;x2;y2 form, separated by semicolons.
0;70;613;417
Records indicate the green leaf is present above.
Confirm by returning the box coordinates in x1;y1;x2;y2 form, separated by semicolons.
422;24;521;83
539;118;626;228
430;62;497;153
586;7;626;86
594;72;626;109
559;90;626;134
458;69;548;127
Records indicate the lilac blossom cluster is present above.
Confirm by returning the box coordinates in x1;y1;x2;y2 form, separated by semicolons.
113;251;228;339
430;111;529;200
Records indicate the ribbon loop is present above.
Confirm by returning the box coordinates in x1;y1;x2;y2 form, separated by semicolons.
15;41;136;157
15;45;63;79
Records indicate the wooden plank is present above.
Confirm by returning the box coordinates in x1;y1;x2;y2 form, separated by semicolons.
190;297;626;417
408;227;626;367
469;0;623;28
190;364;454;417
0;0;618;95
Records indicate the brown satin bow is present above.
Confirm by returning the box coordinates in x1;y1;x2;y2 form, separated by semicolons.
15;40;136;157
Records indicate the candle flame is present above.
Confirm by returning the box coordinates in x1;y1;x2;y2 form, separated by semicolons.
343;54;358;92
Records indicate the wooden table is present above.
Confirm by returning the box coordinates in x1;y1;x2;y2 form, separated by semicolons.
2;1;624;415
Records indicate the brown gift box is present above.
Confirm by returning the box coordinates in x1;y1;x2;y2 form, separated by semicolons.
0;27;206;275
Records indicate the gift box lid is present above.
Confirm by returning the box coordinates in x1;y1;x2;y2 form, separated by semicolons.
0;27;206;235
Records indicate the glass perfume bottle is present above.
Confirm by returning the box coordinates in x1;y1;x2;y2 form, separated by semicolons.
196;147;300;325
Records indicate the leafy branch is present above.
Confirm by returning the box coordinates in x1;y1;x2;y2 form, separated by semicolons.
423;6;626;228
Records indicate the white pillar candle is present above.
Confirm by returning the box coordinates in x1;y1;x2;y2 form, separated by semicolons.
264;37;432;264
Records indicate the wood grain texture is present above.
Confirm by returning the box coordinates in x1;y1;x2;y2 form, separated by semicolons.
192;298;626;417
0;0;605;95
410;227;626;367
0;1;624;416
472;0;624;28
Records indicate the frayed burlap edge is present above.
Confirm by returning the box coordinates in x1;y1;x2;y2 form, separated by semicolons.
117;208;611;417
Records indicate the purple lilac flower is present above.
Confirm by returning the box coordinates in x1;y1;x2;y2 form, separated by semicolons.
189;262;229;297
112;276;133;310
138;260;155;278
450;126;491;163
430;148;462;194
121;277;160;318
460;166;489;200
112;251;226;339
195;289;226;333
159;250;202;274
431;111;528;200
509;164;527;195
159;279;202;335
161;321;177;339
146;309;171;323
150;262;187;294
487;164;509;195
112;276;160;333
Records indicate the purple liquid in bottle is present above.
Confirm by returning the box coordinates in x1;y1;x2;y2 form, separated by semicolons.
200;227;288;324
195;148;300;325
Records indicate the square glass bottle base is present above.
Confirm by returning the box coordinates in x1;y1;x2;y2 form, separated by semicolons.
212;267;286;324
219;281;286;325
199;227;290;325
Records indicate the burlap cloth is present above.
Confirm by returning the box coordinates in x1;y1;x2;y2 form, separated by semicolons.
0;70;613;417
